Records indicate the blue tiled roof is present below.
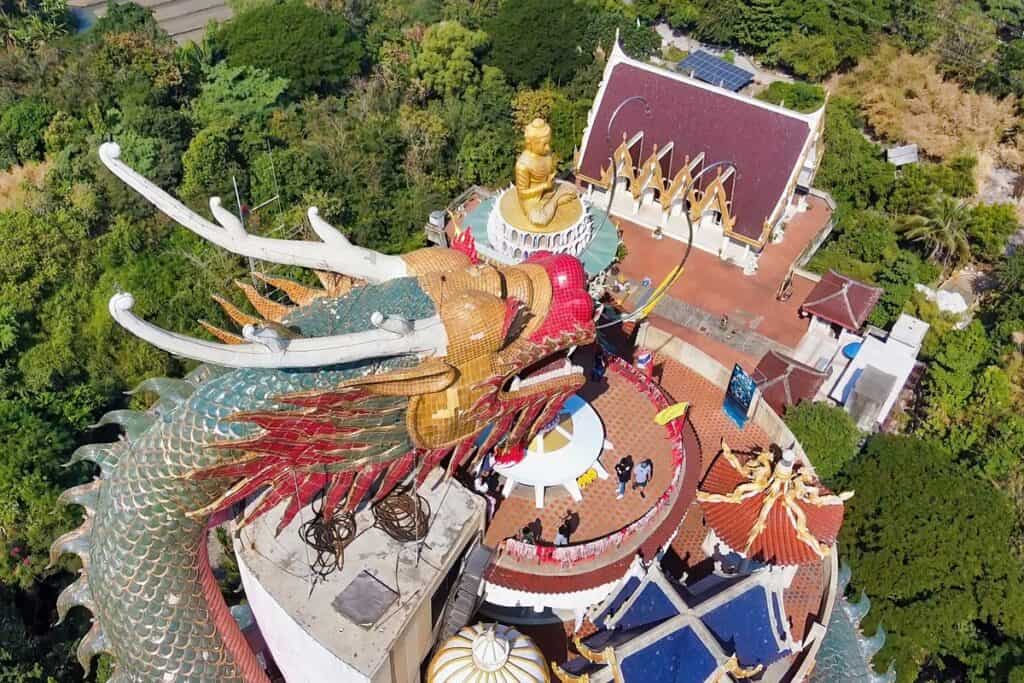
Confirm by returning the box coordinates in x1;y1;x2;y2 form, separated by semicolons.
613;581;681;631
702;585;791;668
620;625;718;683
593;575;641;629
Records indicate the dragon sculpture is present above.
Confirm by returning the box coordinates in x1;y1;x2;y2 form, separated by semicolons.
50;143;596;682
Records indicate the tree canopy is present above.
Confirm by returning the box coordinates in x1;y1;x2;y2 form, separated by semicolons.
485;0;587;86
217;0;364;97
839;436;1024;682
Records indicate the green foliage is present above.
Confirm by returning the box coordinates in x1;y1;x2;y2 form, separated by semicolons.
411;20;489;98
456;128;509;187
917;320;998;454
839;435;1024;682
662;45;687;62
0;0;69;48
783;401;860;483
89;0;162;39
967;202;1018;263
214;527;242;603
1;580;84;682
977;38;1024;97
754;81;825;113
0;401;77;588
190;63;288;129
816;98;894;210
896;195;973;274
218;0;363;97
0;97;53;168
486;0;586;86
868;250;937;328
179;121;246;199
888;159;976;217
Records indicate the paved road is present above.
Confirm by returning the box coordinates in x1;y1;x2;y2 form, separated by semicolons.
69;0;232;44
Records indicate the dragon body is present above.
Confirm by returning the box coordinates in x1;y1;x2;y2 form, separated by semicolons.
51;144;595;682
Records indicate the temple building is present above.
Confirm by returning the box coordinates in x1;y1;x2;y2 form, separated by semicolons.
65;58;876;681
574;40;825;274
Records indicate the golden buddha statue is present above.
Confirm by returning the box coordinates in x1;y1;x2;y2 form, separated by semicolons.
515;118;578;227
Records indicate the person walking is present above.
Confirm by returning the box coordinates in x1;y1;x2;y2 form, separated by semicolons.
615;455;634;500
633;458;653;499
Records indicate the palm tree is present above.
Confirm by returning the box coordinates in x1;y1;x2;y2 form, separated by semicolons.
896;195;972;274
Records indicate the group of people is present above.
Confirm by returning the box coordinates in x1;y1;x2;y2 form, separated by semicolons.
614;454;653;500
518;510;579;547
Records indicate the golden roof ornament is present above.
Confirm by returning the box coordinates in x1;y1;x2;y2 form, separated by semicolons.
698;442;854;565
427;622;550;682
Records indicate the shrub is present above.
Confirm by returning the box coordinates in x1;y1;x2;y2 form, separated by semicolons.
0;98;54;168
784;401;860;483
218;0;363;97
755;81;826;113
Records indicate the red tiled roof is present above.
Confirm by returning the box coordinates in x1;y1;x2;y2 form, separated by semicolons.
699;450;846;566
577;58;812;241
800;271;883;331
752;350;829;415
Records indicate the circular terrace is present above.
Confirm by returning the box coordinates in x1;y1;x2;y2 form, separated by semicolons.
481;354;702;605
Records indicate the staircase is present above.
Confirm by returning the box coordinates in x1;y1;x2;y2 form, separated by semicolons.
438;542;493;640
69;0;233;44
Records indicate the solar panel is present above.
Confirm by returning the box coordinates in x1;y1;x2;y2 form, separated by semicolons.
678;51;754;92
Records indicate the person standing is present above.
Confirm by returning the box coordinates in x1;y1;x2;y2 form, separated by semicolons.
554;511;578;546
590;345;606;382
615;455;634;500
633;459;653;499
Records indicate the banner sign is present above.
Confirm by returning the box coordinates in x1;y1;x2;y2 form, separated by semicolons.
723;363;758;428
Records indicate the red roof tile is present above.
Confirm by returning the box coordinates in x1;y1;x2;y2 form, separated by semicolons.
577;57;813;241
699;448;847;566
800;271;883;331
752;350;829;415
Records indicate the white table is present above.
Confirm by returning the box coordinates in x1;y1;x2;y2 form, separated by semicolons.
494;395;610;508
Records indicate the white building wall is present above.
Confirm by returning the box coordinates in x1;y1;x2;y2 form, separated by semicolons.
237;554;373;683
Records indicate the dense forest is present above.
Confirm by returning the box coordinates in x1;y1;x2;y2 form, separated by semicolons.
1;0;1024;681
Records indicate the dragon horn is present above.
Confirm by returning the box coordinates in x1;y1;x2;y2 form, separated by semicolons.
109;293;449;369
98;142;409;283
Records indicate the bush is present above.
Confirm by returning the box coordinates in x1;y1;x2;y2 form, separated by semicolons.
0;98;54;168
755;81;826;113
816;97;894;210
218;0;363;97
190;63;288;129
179;122;246;199
784;401;860;483
968;202;1018;263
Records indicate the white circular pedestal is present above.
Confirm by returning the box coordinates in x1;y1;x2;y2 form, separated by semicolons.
494;394;610;508
486;186;596;262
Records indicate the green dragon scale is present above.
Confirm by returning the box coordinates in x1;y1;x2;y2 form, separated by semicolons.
51;144;596;682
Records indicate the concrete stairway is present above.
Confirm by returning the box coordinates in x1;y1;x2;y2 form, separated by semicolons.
68;0;233;44
437;542;493;640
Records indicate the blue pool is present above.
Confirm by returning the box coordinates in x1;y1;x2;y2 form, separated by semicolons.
842;341;862;360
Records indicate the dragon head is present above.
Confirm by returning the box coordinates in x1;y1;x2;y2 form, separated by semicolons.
99;142;596;530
